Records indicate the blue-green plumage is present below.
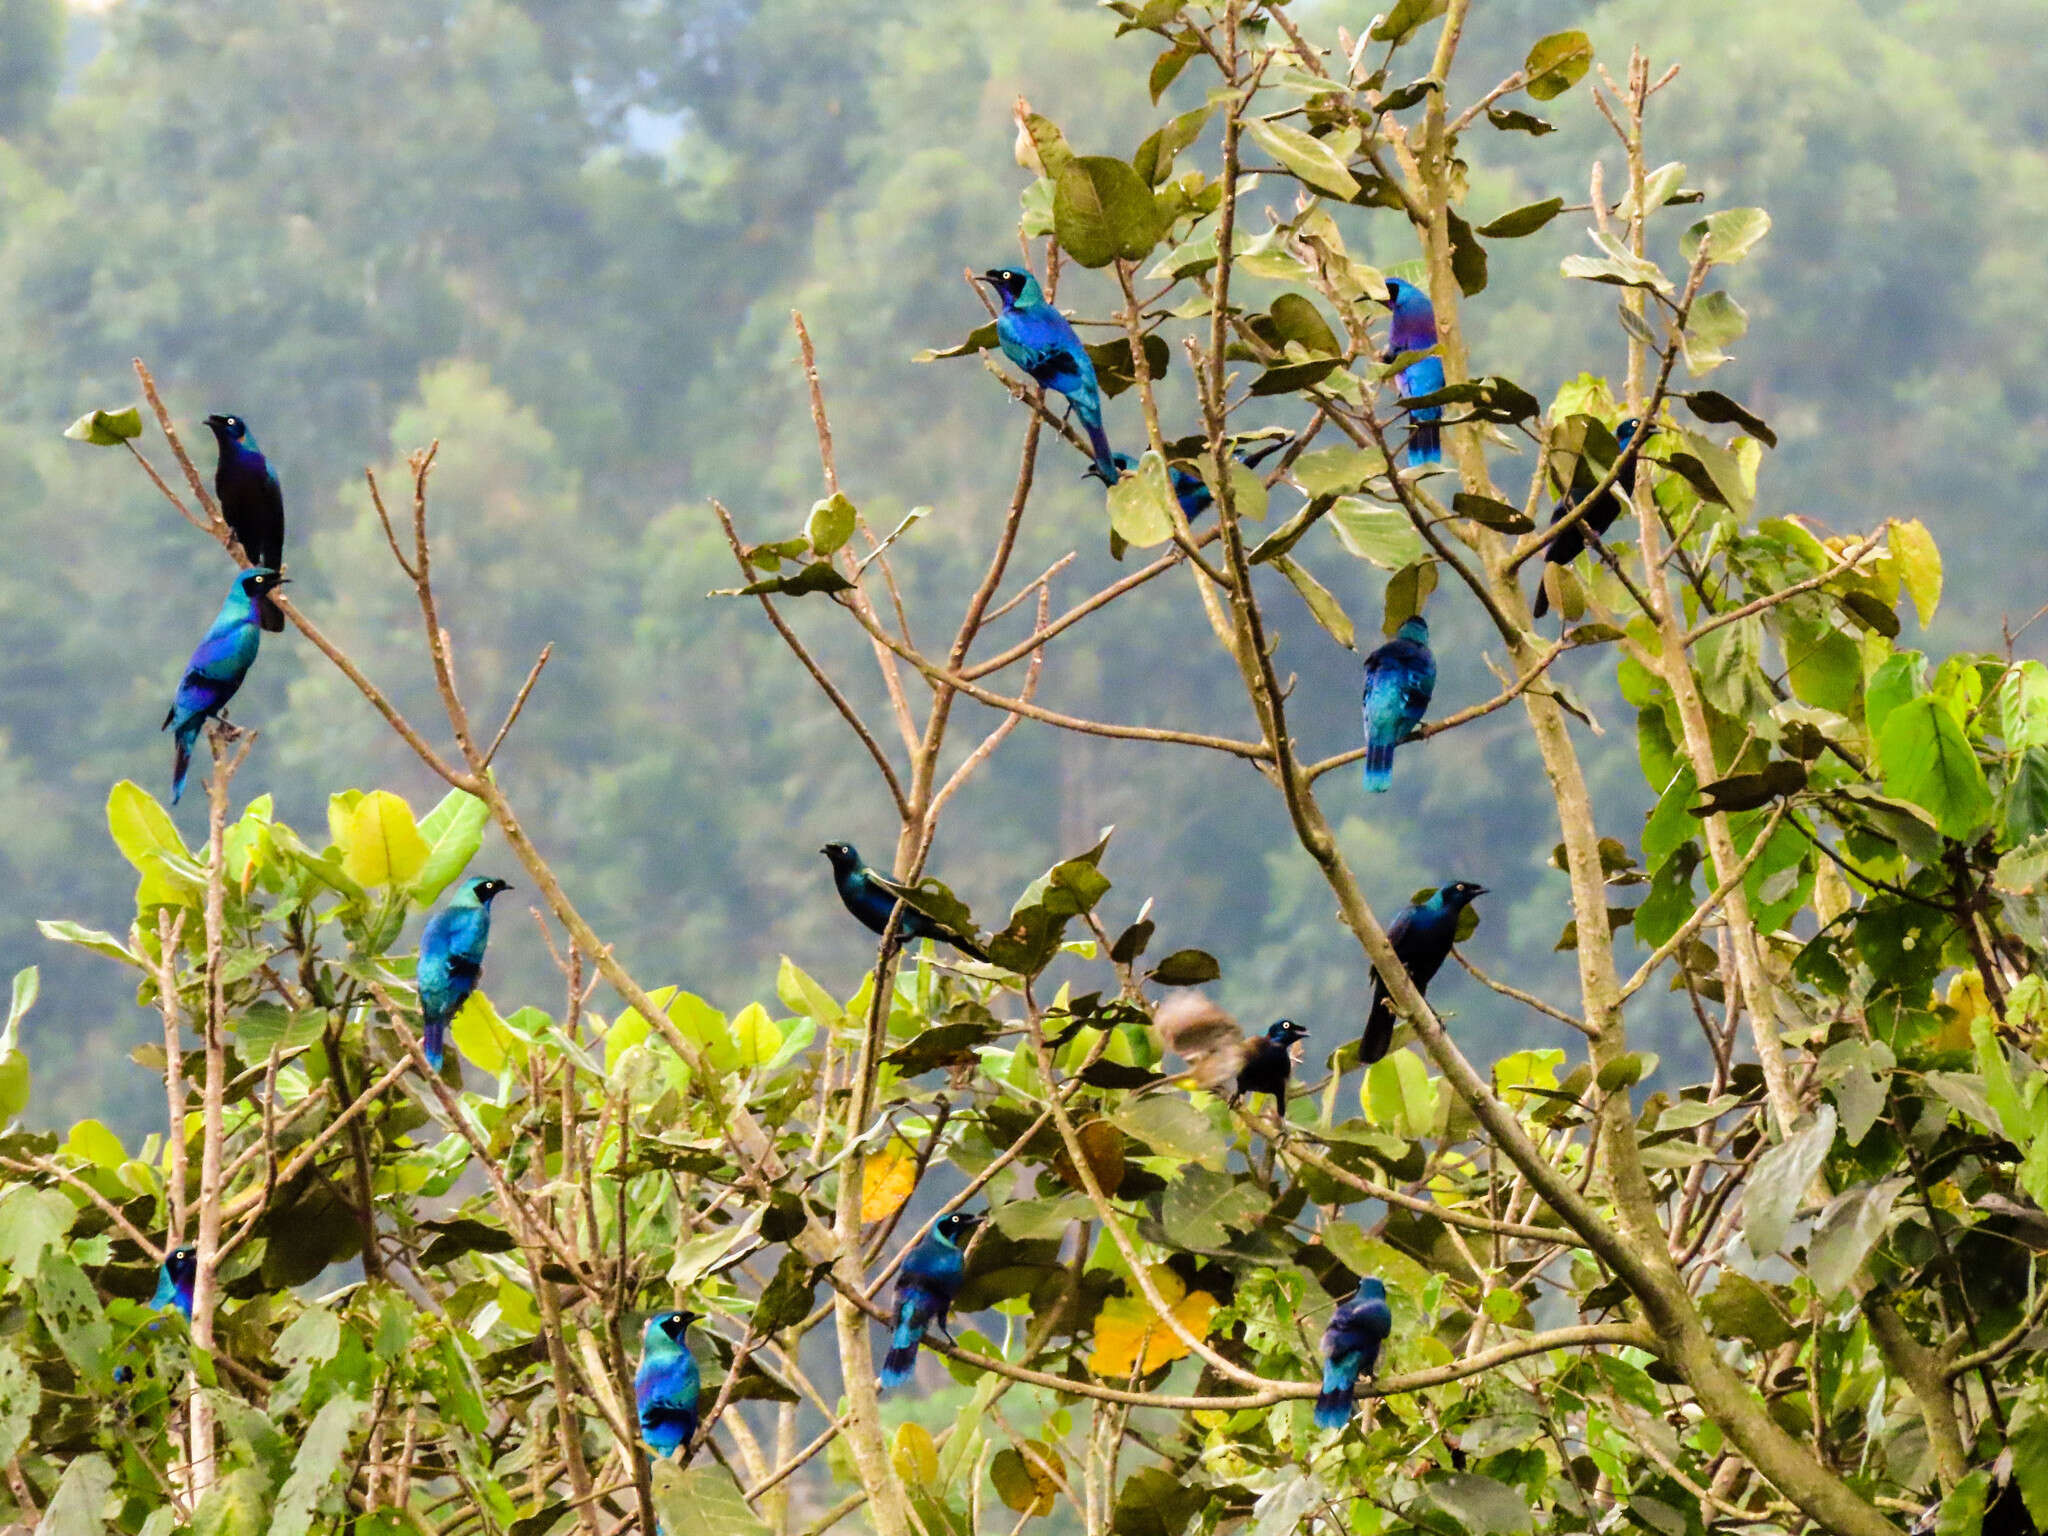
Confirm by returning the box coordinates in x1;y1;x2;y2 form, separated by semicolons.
203;413;286;631
880;1211;980;1390
636;1310;701;1459
151;1245;196;1319
983;268;1117;482
1316;1277;1391;1429
163;569;285;804
1382;278;1443;467
821;843;988;960
1360;617;1435;792
416;876;512;1071
1362;881;1485;1064
1532;418;1642;619
1099;439;1286;521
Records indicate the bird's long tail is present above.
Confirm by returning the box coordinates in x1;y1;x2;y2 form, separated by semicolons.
880;1305;928;1390
1360;988;1395;1066
1405;420;1442;466
1361;734;1398;793
422;1013;448;1072
170;722;196;806
1078;405;1119;485
1315;1352;1362;1430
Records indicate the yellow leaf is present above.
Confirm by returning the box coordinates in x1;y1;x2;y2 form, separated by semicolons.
890;1421;938;1487
449;989;515;1075
64;1118;125;1169
339;790;431;889
1889;517;1942;628
859;1144;918;1222
1086;1267;1217;1378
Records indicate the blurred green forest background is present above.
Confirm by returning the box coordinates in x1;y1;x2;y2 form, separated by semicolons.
2;0;2043;1131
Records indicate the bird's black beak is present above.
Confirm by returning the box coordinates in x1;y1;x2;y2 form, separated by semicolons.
977;270;1002;285
204;414;228;430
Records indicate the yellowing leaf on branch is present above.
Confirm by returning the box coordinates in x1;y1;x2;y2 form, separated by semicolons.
859;1143;918;1222
1086;1266;1217;1379
338;790;431;889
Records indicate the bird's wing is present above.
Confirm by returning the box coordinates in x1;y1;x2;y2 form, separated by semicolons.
1151;993;1249;1090
184;625;256;685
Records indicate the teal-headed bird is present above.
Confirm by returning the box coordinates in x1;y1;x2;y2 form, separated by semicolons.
163;569;286;804
981;268;1118;482
416;876;512;1071
636;1310;701;1459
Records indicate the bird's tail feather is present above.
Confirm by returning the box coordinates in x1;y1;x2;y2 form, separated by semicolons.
880;1319;925;1390
1315;1355;1361;1430
1361;992;1395;1066
1406;422;1442;466
948;930;991;963
1361;738;1397;793
171;728;194;806
422;1016;447;1072
1081;412;1119;485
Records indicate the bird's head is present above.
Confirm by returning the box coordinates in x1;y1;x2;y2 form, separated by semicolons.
1394;615;1429;644
1437;880;1487;910
1355;1276;1388;1303
936;1211;982;1245
1379;277;1430;317
466;876;513;904
1267;1019;1310;1047
204;413;249;444
1616;417;1642;449
979;267;1040;307
236;569;287;599
1085;450;1138;486
820;842;860;874
164;1246;197;1285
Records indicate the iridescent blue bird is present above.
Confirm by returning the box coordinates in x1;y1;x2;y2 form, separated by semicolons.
1233;1019;1308;1118
416;875;513;1071
636;1309;701;1459
204;414;286;632
1381;278;1443;467
151;1245;197;1319
1315;1277;1392;1429
1362;881;1486;1065
821;843;988;960
982;268;1118;483
880;1211;981;1390
1531;418;1643;619
1360;616;1436;793
163;569;286;804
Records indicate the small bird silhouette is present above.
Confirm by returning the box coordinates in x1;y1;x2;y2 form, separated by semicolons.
1094;439;1288;520
1362;882;1487;1065
1532;418;1642;619
881;1211;981;1390
1360;616;1436;793
417;876;513;1071
635;1309;701;1459
203;414;286;631
163;569;286;804
981;267;1117;482
821;843;988;960
1316;1276;1392;1428
1381;279;1443;468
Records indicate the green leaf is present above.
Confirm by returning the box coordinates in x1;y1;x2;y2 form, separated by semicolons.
192;1466;270;1536
1699;1270;1794;1349
1486;107;1554;135
1879;696;1994;840
728;562;854;598
270;1394;365;1536
1523;31;1593;101
1107;452;1180;548
0;1187;73;1278
652;1463;771;1536
409;788;489;905
1327;500;1426;569
1243;118;1360;200
36;1250;111;1386
1679;390;1777;448
1372;0;1447;44
1682;208;1772;266
1742;1107;1834;1257
1451;493;1533;532
1476;197;1563;239
1053;156;1165;268
1805;1180;1903;1297
1160;1166;1266;1249
1617;161;1687;223
63;407;143;446
1445;208;1488;296
1423;1472;1534;1534
1681;290;1748;374
42;1454;115;1536
1132;105;1212;186
1272;554;1355;650
107;779;193;872
1148;949;1219;985
1291;447;1384;498
1382;560;1437;636
5;965;37;1040
806;493;858;557
991;1445;1060;1516
1363;1049;1437;1137
0;1346;39;1470
337;790;431;890
1115;1097;1225;1167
